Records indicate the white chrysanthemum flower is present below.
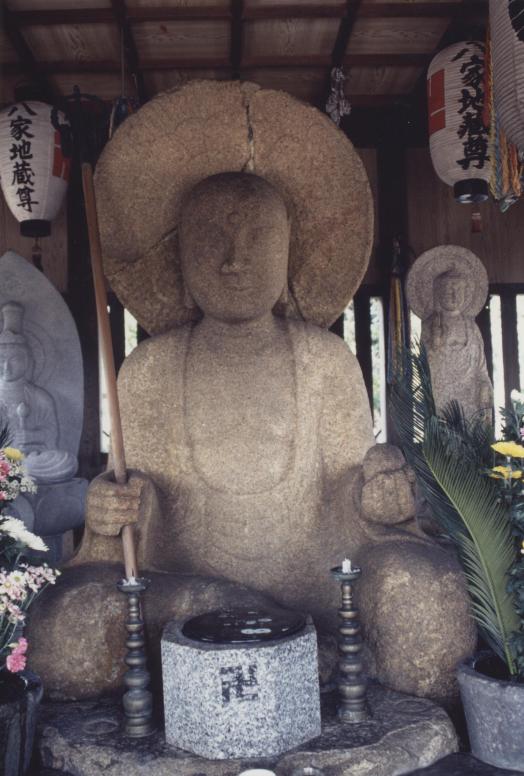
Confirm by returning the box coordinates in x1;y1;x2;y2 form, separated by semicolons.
0;517;48;552
511;389;524;404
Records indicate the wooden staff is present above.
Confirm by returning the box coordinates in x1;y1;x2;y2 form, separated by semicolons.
81;161;138;580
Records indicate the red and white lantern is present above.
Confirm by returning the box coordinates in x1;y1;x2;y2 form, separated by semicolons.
490;0;524;152
0;100;70;238
427;41;491;203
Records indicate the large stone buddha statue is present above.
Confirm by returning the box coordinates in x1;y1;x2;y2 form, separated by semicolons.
28;82;475;703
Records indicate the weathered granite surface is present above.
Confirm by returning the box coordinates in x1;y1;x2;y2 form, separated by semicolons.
411;754;524;775
458;660;524;772
95;80;374;333
29;158;474;703
162;618;321;759
36;684;458;776
35;755;524;776
27;563;280;701
406;245;492;421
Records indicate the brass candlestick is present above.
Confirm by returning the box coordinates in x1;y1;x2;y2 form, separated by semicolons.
117;577;155;737
330;565;368;723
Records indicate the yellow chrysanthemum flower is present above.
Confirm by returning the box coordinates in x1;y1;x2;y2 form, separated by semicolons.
3;447;24;461
490;465;523;480
491;441;524;458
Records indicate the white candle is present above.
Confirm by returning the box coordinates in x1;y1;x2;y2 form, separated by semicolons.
342;558;352;573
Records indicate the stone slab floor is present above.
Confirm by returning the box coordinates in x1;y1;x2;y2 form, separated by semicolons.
32;756;523;775
28;684;524;775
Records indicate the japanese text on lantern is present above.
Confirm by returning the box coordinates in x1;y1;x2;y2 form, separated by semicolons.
451;44;489;171
8;103;38;213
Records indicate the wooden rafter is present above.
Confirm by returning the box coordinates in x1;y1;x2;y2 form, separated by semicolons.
2;53;435;75
9;1;488;26
230;0;243;79
1;3;55;100
110;0;148;103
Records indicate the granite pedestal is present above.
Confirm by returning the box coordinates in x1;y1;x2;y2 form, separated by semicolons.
161;616;321;759
36;684;459;776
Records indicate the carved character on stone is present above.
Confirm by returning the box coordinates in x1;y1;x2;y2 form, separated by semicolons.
406;245;493;422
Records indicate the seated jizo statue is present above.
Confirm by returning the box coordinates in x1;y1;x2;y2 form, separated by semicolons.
29;81;475;702
0;301;77;482
0;251;87;563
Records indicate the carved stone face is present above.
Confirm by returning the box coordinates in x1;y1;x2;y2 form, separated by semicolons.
434;273;468;314
179;173;290;323
0;344;30;383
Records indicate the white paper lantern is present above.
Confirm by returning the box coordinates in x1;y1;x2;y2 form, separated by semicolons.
427;41;491;203
490;0;524;152
0;100;70;237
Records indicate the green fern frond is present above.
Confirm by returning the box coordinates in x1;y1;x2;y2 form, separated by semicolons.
424;416;519;675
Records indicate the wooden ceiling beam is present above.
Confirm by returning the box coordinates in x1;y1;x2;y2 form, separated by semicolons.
3;53;431;75
247;1;486;19
356;2;487;19
9;1;487;26
230;0;243;78
1;4;56;100
332;0;362;69
110;0;148;103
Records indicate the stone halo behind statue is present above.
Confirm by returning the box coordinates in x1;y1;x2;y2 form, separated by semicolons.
95;79;374;334
406;245;488;321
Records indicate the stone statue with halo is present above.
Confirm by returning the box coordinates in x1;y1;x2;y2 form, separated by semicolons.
28;81;475;703
406;245;493;422
0;250;87;561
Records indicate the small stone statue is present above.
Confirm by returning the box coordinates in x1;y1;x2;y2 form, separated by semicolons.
406;246;493;422
27;82;475;704
0;301;77;483
0;251;87;561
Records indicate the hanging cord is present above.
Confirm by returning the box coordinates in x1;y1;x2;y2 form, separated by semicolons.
109;28;139;139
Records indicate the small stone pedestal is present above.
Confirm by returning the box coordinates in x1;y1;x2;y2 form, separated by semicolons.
161;614;321;759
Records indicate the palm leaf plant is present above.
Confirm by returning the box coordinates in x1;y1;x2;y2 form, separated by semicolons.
391;346;521;678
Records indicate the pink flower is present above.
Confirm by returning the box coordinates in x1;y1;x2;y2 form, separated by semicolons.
6;637;29;672
16;637;28;654
6;650;26;673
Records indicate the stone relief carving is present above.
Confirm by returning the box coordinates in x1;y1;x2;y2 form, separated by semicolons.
0;251;87;560
0;301;77;483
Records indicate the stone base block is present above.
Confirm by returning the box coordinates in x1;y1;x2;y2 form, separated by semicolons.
161;619;321;759
36;684;459;776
